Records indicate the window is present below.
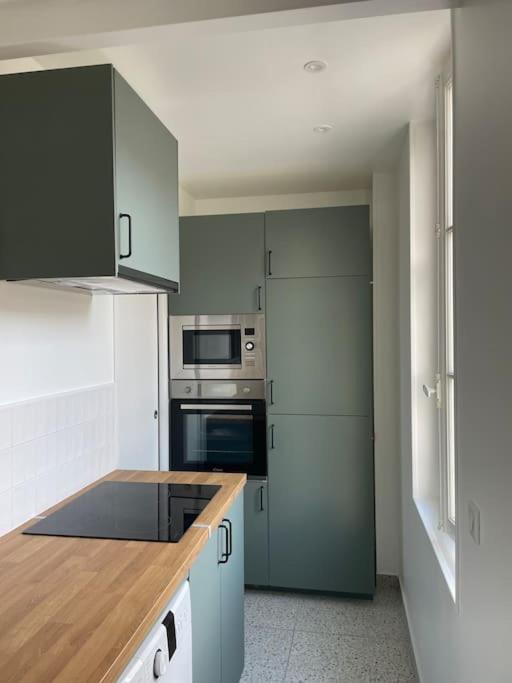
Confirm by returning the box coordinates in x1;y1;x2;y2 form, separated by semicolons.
437;74;456;537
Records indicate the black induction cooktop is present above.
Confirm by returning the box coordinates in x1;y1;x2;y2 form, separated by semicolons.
23;481;220;543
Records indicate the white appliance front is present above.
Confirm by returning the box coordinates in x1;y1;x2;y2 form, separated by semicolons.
118;580;192;683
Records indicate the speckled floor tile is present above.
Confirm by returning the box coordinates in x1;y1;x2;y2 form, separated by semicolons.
243;585;417;683
245;589;303;630
294;595;409;640
245;625;294;671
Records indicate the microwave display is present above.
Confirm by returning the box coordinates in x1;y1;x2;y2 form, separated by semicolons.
183;329;241;366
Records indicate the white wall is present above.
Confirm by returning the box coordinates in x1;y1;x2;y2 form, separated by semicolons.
0;282;116;535
399;3;512;681
0;283;114;405
181;189;370;216
371;172;401;576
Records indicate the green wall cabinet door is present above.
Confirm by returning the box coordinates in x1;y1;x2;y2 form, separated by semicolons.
220;492;245;683
114;70;179;285
189;491;245;683
189;531;222;683
265;206;370;279
170;213;265;315
268;414;375;595
267;276;372;416
0;65;179;292
244;479;269;586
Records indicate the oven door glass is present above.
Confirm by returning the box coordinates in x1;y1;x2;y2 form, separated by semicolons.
183;329;241;366
171;400;267;476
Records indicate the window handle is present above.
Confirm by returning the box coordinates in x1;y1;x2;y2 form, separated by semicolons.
422;374;442;408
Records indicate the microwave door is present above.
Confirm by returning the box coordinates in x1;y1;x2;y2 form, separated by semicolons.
182;329;242;368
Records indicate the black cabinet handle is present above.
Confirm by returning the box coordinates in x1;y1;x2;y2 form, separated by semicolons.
257;286;262;311
269;380;274;405
259;486;265;512
270;424;275;449
267;250;273;277
119;213;132;259
223;518;233;558
218;523;229;564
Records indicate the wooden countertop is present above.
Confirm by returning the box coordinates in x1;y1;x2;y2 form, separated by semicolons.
0;470;246;683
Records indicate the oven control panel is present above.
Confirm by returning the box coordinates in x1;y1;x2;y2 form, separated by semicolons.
171;380;266;400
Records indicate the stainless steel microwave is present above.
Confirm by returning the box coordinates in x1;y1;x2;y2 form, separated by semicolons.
169;314;266;380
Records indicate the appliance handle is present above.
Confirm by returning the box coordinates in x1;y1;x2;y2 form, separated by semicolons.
218;524;229;564
119;213;132;259
179;404;253;411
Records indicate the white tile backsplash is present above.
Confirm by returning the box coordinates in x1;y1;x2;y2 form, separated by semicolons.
0;383;116;536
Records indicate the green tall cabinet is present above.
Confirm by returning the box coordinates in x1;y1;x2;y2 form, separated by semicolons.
189;492;245;683
244;479;269;586
170;213;265;314
265;205;375;597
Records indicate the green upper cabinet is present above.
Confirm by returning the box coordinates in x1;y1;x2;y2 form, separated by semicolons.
114;70;179;285
267;276;372;416
265;205;370;279
0;65;179;293
169;213;265;315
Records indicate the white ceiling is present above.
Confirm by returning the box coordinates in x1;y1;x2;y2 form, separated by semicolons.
33;9;450;198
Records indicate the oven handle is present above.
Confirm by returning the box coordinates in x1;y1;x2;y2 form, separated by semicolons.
179;404;253;411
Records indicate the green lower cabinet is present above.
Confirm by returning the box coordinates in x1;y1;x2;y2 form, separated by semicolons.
268;415;375;596
220;492;245;683
244;479;269;586
189;531;222;683
189;491;245;683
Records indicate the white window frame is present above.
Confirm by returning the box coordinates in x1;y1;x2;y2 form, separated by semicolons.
435;70;456;540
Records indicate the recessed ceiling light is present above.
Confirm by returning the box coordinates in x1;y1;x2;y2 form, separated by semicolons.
313;124;333;134
304;60;328;73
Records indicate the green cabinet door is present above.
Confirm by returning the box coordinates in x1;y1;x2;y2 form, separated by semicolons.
114;70;179;285
268;414;375;595
244;479;269;586
220;492;245;683
169;213;265;315
265;206;370;279
189;532;222;683
267;276;372;416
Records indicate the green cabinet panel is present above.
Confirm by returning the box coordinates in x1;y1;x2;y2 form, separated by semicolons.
244;479;269;586
265;206;370;279
0;65;179;291
268;415;375;595
114;71;179;284
189;491;245;683
189;531;222;683
170;213;265;314
267;276;372;416
220;492;245;683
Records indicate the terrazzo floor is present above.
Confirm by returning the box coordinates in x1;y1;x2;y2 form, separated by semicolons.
241;576;417;683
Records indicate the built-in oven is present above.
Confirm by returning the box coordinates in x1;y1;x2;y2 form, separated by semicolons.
169;314;265;380
170;380;267;477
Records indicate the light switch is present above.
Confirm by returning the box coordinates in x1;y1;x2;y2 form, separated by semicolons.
468;501;480;545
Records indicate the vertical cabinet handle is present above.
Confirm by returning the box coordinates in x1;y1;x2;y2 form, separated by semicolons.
119;213;132;259
257;285;262;311
267;250;273;277
270;424;275;449
223;518;232;558
259;486;265;512
218;523;229;564
269;380;274;405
